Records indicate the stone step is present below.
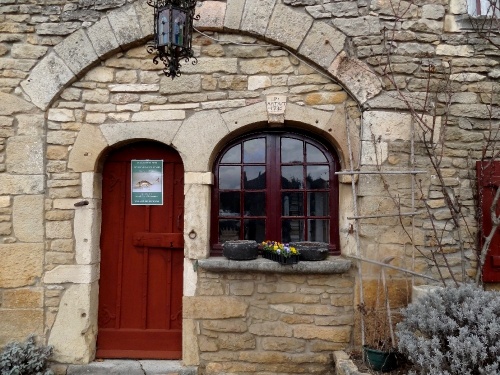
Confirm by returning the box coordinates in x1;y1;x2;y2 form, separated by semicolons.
66;360;197;375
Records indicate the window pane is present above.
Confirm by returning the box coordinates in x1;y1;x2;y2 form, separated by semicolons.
307;192;329;216
243;138;265;163
221;144;241;163
282;219;304;243
282;166;303;189
220;192;240;216
219;166;241;189
244;192;265;216
244;219;265;242
307;165;329;189
282;192;303;216
306;143;327;163
281;138;303;163
308;219;329;242
244;166;266;189
219;220;240;242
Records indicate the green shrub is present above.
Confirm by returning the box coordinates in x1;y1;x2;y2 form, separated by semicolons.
396;284;500;375
0;335;54;375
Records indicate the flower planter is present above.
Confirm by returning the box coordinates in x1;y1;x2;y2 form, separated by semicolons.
290;241;329;261
363;346;398;372
222;240;258;260
262;251;299;265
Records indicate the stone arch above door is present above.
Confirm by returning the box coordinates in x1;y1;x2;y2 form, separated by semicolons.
20;0;382;111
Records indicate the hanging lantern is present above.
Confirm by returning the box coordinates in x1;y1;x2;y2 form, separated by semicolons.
147;0;199;79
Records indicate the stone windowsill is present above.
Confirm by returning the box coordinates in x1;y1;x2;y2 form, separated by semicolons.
197;256;351;274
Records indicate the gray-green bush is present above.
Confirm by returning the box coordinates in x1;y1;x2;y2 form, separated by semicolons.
397;284;500;375
0;335;54;375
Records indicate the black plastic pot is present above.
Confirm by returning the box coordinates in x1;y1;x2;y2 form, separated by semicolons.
363;346;398;372
290;241;329;261
222;240;259;260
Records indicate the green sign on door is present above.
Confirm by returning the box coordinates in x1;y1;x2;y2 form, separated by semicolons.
131;160;163;205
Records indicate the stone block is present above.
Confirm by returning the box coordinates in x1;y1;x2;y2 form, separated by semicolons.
436;44;474;57
0;175;44;195
107;5;143;47
183;319;200;366
183;258;198;297
109;83;159;92
299;21;346;70
181;57;238;74
13;195;44;242
202;319;248;333
230;281;254;296
6;136;43;174
51;239;74;252
0;309;43;346
173;110;229;172
133;0;152;39
81;172;101;199
183;185;210;259
46;220;73;239
222;101;267;133
48;283;98;364
0;243;43;288
239;57;293;75
241;0;276;36
224;0;246;30
2;288;43;308
332;16;380;37
194;1;226;31
43;265;100;284
266;3;311;50
86;17;119;58
328;52;382;104
183;296;248;319
54;29;99;76
293;325;351;342
68;124;109;172
248;321;293;337
21;52;75;110
101;121;182;147
160;74;202;95
201;99;246;110
0;92;35;116
130;110;185;122
74;207;101;265
11;44;48;59
184;172;214;185
261;337;305;352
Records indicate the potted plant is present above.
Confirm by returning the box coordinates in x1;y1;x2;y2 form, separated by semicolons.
358;302;398;372
222;240;259;260
261;241;300;264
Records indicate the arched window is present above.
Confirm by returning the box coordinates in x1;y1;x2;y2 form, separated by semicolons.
211;130;340;255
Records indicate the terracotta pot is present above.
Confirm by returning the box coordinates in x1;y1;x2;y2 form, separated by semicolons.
222;240;258;260
290;241;329;261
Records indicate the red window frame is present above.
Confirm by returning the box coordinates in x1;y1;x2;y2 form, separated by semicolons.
210;130;340;256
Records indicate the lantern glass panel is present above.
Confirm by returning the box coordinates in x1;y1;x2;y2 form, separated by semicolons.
157;7;170;47
172;8;188;47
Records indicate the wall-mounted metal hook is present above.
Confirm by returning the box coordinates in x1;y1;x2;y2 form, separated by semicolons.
74;200;89;207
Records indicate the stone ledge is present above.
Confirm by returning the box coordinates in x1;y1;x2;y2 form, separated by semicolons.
197;256;351;274
333;351;370;375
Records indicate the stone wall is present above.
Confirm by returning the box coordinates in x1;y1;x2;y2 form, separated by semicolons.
186;268;354;374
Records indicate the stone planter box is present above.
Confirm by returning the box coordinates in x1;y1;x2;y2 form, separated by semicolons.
290;241;329;261
222;240;259;260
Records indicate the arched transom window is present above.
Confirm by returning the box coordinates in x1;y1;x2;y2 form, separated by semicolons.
211;131;340;255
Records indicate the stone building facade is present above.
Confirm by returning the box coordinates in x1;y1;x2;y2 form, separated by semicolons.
0;0;498;373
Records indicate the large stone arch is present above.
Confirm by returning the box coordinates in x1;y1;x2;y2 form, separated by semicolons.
20;0;382;111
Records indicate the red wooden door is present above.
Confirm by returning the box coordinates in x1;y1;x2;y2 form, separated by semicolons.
97;141;184;359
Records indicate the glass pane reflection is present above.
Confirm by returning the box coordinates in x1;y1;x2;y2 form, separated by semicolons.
282;192;303;216
281;138;303;163
219;220;240;242
307;192;329;216
243;138;265;163
282;219;304;243
282;166;303;189
306;143;327;163
244;166;266;189
308;219;329;242
306;165;329;189
219;166;241;189
221;144;241;163
244;219;265;242
244;192;265;216
220;192;240;216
